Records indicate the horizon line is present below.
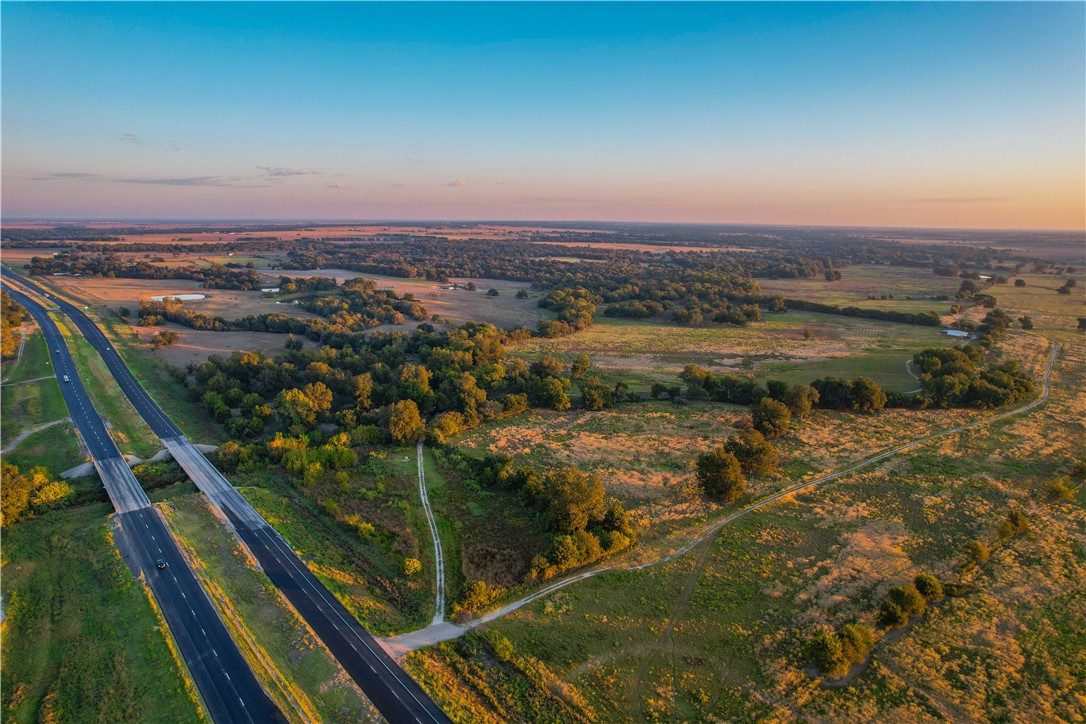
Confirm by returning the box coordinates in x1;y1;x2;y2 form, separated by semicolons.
3;217;1084;235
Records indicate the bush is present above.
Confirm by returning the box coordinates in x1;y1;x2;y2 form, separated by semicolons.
403;558;422;576
838;623;875;666
913;573;944;602
966;540;990;565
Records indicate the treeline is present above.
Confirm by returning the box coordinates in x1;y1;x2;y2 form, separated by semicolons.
26;252;263;290
1;289;27;359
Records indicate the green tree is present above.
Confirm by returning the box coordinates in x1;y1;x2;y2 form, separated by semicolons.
966;540;990;565
579;375;613;411
696;448;746;503
785;383;820;418
852;377;888;413
752;397;791;438
886;584;926;617
722;429;779;476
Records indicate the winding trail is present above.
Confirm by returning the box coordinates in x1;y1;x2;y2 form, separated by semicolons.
1;417;72;454
381;341;1058;656
417;441;446;624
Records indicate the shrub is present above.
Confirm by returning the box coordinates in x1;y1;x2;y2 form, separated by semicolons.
966;540;990;565
913;573;944;602
838;623;875;666
403;558;422;576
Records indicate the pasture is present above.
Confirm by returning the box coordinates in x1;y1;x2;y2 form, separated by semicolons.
513;310;957;392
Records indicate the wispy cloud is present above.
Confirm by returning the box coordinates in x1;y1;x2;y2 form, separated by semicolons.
258;166;321;177
119;175;269;188
31;172;104;181
447;179;468;188
120;132;143;145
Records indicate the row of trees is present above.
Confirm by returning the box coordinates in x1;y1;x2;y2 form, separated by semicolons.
27;252;263;289
1;289;27;359
0;462;73;527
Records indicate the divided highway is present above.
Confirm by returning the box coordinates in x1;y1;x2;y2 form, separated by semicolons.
2;282;282;724
7;271;452;723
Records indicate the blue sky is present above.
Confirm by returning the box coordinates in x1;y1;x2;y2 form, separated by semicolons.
2;2;1083;228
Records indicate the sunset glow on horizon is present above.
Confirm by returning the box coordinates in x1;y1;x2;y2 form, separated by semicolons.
3;2;1084;230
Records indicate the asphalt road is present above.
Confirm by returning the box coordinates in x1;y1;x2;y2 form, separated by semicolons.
2;281;282;724
6;271;452;723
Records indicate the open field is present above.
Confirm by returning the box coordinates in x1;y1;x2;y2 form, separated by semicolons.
235;454;434;636
1;504;203;723
134;322;313;368
1;326;53;384
513;311;957;392
2;422;86;477
272;268;549;328
1;377;68;446
160;493;381;723
416;334;1084;722
756;264;963;314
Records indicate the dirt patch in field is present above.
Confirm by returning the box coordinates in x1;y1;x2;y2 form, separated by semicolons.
129;324;312;367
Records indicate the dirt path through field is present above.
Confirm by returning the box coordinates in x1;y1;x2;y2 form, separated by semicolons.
1;417;71;454
381;341;1058;655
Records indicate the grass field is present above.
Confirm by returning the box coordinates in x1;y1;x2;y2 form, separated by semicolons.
160;494;380;723
51;313;161;459
756;264;963;314
1;327;54;384
1;504;203;723
513;310;956;393
415;306;1084;721
2;423;86;477
236;455;433;636
1;377;69;446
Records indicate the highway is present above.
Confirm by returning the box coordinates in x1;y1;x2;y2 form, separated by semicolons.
2;281;283;724
6;271;452;724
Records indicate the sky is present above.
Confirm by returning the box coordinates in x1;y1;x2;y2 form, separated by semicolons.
2;2;1083;229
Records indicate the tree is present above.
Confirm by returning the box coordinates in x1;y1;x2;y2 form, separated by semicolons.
914;573;943;602
352;372;374;409
809;630;845;677
851;377;887;413
515;289;529;299
785;383;819;418
427;411;466;444
387;400;425;444
542;468;606;533
886;584;927;618
879;600;908;628
1078;317;1086;332
752;397;791;438
530;355;564;378
403;558;422;576
530;376;570;411
838;624;875;667
1014;278;1026;287
1018;315;1034;330
487;288;499;296
696;448;746;503
723;429;779;476
570;353;591;380
579;375;613;411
